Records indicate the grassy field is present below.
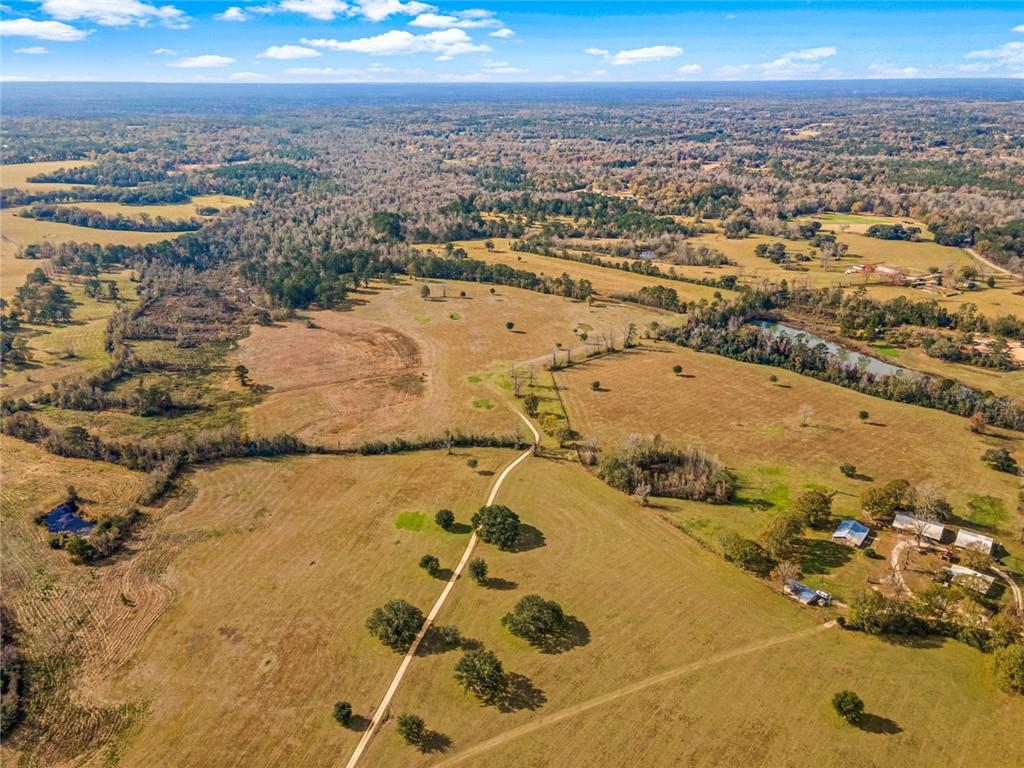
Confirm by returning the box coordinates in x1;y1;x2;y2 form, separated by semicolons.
1;159;97;192
804;212;931;236
241;279;665;446
1;207;187;263
874;344;1024;401
55;194;252;220
554;342;1023;579
100;449;515;768
1;270;138;397
368;457;1024;767
428;238;731;303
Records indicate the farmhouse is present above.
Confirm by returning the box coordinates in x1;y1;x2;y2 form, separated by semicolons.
943;565;996;595
832;519;870;548
954;528;994;555
893;513;946;542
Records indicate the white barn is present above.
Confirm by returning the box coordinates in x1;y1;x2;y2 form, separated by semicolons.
892;513;946;542
954;528;994;555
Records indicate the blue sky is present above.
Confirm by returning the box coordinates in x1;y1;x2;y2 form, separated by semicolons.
1;1;1022;83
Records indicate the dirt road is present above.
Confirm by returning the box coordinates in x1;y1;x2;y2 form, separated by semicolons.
343;410;540;768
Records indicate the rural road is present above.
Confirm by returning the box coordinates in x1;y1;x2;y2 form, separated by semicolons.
994;566;1023;613
965;247;1020;280
430;621;836;768
343;410;540;768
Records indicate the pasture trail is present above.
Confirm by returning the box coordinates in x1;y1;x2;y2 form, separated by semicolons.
431;620;836;768
343;410;540;768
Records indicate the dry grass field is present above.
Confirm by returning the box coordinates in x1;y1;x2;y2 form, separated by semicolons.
555;343;1023;569
55;194;252;220
100;449;515;768
368;458;1024;768
240;280;665;446
1;208;187;269
430;238;731;303
0;437;156;767
1;160;97;192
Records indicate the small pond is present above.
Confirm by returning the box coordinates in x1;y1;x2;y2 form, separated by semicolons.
754;321;909;378
45;502;95;535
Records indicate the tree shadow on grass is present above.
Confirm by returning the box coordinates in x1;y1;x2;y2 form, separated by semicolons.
433;568;454;581
418;730;452;754
346;715;371;733
494;673;547;713
532;615;591;655
859;714;902;735
879;633;946;650
485;577;518;591
512;524;546;552
800;539;853;575
448;522;473;535
417;625;463;656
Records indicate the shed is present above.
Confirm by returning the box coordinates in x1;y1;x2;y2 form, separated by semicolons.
832;519;870;548
954;529;994;555
893;513;946;542
945;565;996;595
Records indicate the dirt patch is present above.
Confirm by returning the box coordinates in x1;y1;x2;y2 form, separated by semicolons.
239;314;430;445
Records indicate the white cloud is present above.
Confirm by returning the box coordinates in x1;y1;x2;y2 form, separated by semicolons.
1013;24;1024;33
152;46;177;54
303;28;488;57
965;41;1024;66
217;6;247;21
41;0;188;29
867;62;922;78
278;0;349;20
677;63;702;74
759;46;836;77
230;71;272;81
1;74;44;81
0;18;89;40
781;46;836;61
489;27;514;38
258;44;321;59
15;45;50;53
482;60;526;74
169;54;236;68
409;10;499;29
587;45;683;66
355;0;433;22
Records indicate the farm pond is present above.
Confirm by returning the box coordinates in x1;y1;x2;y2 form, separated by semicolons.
754;321;909;378
45;502;95;535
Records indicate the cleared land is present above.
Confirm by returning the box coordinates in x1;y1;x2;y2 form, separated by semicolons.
429;239;730;303
368;457;1024;767
54;194;252;220
555;343;1023;576
241;280;665;446
1;207;187;261
0;436;154;767
1;160;97;193
101;450;515;768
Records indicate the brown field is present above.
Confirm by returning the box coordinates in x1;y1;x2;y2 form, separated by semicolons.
100;449;514;768
241;280;665;446
555;343;1023;561
1;159;97;192
879;344;1024;401
0;436;157;766
55;194;252;220
429;238;731;303
1;207;186;263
